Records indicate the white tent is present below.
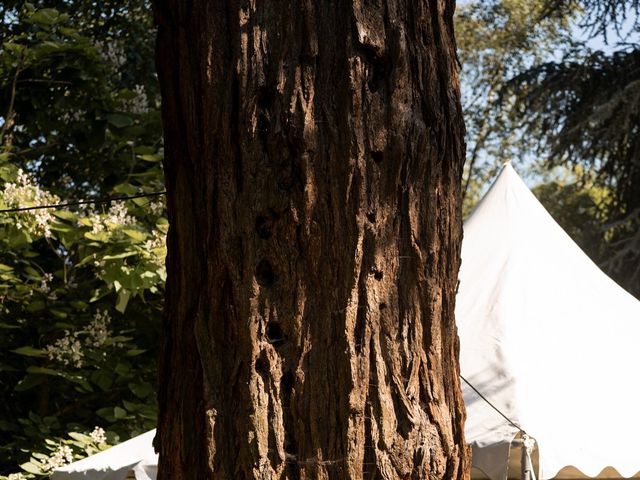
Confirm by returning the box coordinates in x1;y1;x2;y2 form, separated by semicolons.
458;163;640;479
52;429;157;480
54;163;640;480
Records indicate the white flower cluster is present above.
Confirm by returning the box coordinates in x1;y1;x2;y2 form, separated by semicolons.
90;426;107;444
122;84;149;115
88;201;135;234
46;330;84;368
1;169;60;238
105;201;134;226
148;198;165;216
7;473;27;480
39;272;54;294
42;445;73;472
61;110;84;124
45;310;117;368
95;40;126;69
85;310;111;348
143;229;167;269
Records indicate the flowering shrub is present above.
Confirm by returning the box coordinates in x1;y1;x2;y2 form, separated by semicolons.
1;170;60;238
0;2;163;477
0;427;113;479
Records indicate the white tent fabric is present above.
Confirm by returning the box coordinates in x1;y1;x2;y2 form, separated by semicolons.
458;163;640;479
52;429;157;480
53;163;640;480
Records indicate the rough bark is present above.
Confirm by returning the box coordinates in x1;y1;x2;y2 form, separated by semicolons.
153;1;468;479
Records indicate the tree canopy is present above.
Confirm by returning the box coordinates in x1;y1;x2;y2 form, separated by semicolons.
457;0;640;297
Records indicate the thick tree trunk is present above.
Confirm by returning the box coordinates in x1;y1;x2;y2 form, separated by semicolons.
153;1;468;479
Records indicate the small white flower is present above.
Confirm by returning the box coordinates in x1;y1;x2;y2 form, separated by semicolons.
43;445;74;471
148;199;165;216
85;310;111;347
1;169;60;238
89;426;107;444
95;40;126;69
121;84;149;115
46;330;84;368
8;473;28;480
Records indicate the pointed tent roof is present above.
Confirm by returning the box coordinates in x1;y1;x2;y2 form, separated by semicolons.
52;429;157;480
458;163;640;479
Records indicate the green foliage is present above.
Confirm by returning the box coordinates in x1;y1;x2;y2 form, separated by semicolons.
0;427;113;479
0;0;159;196
504;1;640;294
0;2;162;477
456;0;575;212
458;0;640;296
533;166;613;261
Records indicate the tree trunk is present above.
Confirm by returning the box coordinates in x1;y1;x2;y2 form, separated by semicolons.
153;1;468;479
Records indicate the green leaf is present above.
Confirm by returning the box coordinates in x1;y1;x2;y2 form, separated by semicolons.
24;266;41;278
84;231;110;242
122;399;139;412
53;322;74;329
128;382;152;399
91;370;113;391
68;432;92;443
114;362;130;376
102;251;137;261
11;346;45;357
137;153;162;162
0;263;13;272
29;8;60;26
126;349;147;357
50;309;68;319
96;407;115;422
15;374;45;392
137;404;158;420
70;300;88;310
106;114;133;128
115;289;131;313
90;287;109;302
0;322;19;329
121;228;147;242
52;210;78;221
113;406;127;419
112;183;137;195
26;300;45;312
26;366;61;377
3;42;26;55
20;461;44;475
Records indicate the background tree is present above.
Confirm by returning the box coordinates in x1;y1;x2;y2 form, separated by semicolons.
455;0;574;210
508;0;640;296
153;1;468;479
456;0;640;298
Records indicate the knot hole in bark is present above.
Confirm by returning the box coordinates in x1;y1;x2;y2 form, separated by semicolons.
256;210;278;239
255;259;276;287
367;55;388;93
371;150;384;163
379;302;387;310
265;321;286;346
281;370;295;393
254;356;267;376
370;267;383;281
366;211;377;223
257;85;276;111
